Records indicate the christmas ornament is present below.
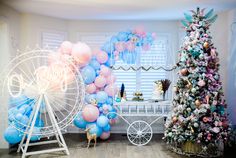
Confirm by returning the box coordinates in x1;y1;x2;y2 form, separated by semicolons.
198;80;206;87
195;99;201;107
203;42;209;49
180;68;188;76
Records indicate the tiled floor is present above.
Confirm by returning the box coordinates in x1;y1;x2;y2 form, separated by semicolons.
0;134;234;158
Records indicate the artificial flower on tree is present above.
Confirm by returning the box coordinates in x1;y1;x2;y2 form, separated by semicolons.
164;8;231;157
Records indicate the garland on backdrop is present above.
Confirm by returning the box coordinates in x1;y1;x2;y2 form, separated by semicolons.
111;65;178;71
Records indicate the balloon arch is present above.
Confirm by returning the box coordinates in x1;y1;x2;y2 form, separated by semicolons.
72;28;156;139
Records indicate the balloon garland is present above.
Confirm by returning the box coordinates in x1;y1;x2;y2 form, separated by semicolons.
101;27;157;64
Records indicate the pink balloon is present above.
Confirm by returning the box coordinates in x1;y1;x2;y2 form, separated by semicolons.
109;119;116;125
82;104;99;122
142;44;151;51
133;26;146;37
104;84;118;97
60;41;73;55
100;132;110;140
100;66;111;77
151;32;157;40
86;83;96;94
96;51;108;64
114;51;119;56
71;42;92;65
106;74;116;84
126;41;135;52
94;75;107;88
115;42;125;52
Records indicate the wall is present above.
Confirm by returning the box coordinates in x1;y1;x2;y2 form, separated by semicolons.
210;11;230;95
0;2;20;149
226;8;236;126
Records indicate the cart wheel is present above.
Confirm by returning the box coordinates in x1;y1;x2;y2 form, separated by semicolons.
127;120;153;146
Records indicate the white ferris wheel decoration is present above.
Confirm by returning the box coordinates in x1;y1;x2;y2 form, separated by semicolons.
2;48;85;158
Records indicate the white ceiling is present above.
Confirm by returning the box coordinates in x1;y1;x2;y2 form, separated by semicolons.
2;0;236;20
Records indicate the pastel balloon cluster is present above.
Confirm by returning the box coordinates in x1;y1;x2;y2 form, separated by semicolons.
4;95;43;144
101;27;156;64
56;41;119;140
73;47;119;140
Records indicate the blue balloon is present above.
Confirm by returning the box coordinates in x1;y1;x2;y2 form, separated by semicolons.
103;124;111;132
108;108;117;119
110;36;119;44
21;115;29;126
35;119;44;127
96;91;108;104
97;103;103;108
101;42;114;54
74;113;88;129
9;95;29;108
104;57;115;67
96;116;109;128
15;113;23;121
89;59;101;70
85;94;96;103
86;123;102;137
29;127;41;141
4;126;23;144
117;32;128;41
106;97;113;105
81;65;96;84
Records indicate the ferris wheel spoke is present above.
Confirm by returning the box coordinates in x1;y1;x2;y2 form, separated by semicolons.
47;95;71;115
48;95;69;116
23;59;36;82
47;94;74;109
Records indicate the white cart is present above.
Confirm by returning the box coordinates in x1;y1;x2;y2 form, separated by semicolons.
108;100;171;146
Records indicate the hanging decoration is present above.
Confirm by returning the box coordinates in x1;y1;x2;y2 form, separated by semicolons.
101;27;157;64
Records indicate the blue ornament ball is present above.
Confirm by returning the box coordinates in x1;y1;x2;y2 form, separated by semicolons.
4;126;23;144
96;91;108;104
81;65;96;84
74;113;88;129
96;116;109;128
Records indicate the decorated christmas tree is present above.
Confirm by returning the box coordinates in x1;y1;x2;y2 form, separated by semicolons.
164;8;231;157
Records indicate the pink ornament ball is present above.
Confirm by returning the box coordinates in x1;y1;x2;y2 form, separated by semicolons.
94;75;107;88
100;131;110;140
100;66;111;77
82;104;99;122
198;80;206;87
60;41;73;55
96;51;108;64
86;83;97;94
71;42;92;65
